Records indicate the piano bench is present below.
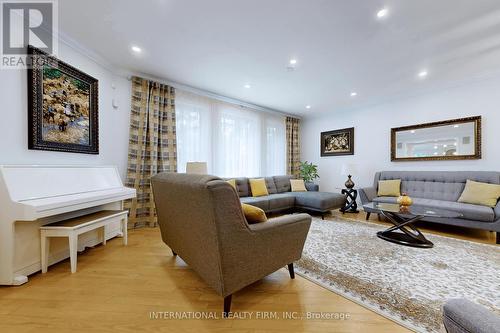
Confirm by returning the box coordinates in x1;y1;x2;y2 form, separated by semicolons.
40;210;128;274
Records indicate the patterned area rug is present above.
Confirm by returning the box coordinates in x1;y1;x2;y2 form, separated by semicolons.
295;217;500;333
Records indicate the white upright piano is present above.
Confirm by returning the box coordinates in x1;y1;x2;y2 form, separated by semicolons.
0;165;136;285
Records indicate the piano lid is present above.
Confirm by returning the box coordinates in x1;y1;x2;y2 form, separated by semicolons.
0;165;126;202
0;165;136;221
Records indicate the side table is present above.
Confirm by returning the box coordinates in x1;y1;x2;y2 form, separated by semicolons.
340;188;359;213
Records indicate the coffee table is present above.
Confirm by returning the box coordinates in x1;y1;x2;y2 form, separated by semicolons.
363;202;463;248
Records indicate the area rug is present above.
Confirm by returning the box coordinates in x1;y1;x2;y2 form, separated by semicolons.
294;217;500;333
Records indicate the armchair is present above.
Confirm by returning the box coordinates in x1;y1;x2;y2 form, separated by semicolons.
151;173;312;316
359;187;379;220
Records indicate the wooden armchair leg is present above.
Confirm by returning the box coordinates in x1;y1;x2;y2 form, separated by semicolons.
366;212;371;220
223;295;232;317
287;263;295;279
496;232;499;244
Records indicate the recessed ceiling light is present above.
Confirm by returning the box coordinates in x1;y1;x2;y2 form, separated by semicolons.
289;59;297;65
410;130;416;134
434;146;438;149
305;105;311;109
454;125;459;128
350;92;357;97
376;8;389;19
131;45;142;53
418;70;428;78
244;84;251;89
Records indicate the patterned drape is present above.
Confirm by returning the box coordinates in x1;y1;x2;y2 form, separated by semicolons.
125;76;177;228
286;117;300;177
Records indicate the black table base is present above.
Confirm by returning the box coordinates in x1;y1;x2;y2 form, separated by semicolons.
377;211;434;248
340;188;359;214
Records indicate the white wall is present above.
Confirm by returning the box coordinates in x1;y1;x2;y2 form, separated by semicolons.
0;43;131;179
301;77;500;192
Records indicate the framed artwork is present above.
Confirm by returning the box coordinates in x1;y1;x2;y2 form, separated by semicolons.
27;45;99;154
320;127;354;156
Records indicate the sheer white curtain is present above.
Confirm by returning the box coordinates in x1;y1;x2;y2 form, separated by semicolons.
175;92;213;173
176;90;286;177
263;114;286;176
214;104;261;177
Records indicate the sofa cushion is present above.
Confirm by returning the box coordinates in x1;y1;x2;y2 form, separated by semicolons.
234;177;250;197
274;175;294;193
267;193;296;211
264;177;278;194
249;178;269;197
293;192;346;211
241;203;267;224
290;179;307;192
240;196;270;211
226;179;237;189
378;179;401;197
458;180;500;208
372;197;495;222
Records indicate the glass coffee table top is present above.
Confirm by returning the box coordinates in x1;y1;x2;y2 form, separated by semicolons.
363;202;463;219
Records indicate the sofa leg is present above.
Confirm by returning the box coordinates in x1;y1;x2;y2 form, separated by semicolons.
496;232;499;245
287;263;295;279
171;249;177;256
223;295;232;317
377;213;381;221
366;212;371;220
321;213;324;220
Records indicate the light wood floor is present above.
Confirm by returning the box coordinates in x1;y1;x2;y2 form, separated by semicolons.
0;211;496;333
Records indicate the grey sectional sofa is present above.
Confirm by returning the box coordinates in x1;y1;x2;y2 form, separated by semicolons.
229;175;346;218
359;171;500;243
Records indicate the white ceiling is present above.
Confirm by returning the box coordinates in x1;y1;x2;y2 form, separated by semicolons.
58;0;500;116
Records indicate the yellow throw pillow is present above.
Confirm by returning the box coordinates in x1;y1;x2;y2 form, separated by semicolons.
290;179;307;192
226;179;237;189
458;180;500;208
241;203;267;224
378;179;401;197
249;178;269;197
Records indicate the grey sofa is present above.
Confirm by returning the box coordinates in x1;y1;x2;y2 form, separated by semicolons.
151;173;312;315
359;171;500;243
443;299;500;333
229;175;346;218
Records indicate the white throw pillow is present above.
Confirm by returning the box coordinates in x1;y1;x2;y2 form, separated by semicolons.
290;179;308;192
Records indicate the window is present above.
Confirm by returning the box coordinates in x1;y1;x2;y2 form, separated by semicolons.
176;90;286;177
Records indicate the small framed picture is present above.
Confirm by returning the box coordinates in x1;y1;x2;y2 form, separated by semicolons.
320;127;354;156
27;45;99;154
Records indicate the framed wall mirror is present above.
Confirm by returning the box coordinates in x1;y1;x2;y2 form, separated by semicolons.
391;116;481;161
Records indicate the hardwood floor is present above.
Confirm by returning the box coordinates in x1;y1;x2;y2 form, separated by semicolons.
0;211;495;333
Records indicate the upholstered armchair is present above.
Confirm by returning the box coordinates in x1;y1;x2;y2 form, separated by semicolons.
151;173;312;315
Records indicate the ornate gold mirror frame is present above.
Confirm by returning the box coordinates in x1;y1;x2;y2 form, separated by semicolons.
391;116;481;162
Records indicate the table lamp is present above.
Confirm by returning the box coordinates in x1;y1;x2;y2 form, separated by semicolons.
186;162;208;174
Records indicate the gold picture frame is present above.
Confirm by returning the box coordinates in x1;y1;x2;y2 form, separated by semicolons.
391;116;481;162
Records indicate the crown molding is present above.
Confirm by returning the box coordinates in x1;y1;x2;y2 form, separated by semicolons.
56;31;125;76
126;71;298;119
